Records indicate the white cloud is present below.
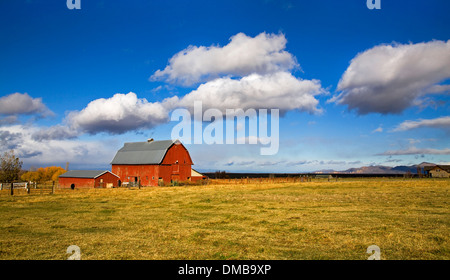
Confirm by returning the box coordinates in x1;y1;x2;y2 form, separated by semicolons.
29;32;326;139
0;92;53;117
393;116;450;131
372;126;383;133
377;147;450;156
66;92;170;135
0;125;117;167
31;125;79;141
170;72;325;114
332;40;450;114
150;32;298;86
0;116;19;125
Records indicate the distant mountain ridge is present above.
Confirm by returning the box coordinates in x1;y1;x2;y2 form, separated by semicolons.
315;162;437;174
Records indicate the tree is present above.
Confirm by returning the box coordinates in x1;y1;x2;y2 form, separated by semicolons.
21;171;40;183
21;166;66;183
0;150;23;183
51;168;66;182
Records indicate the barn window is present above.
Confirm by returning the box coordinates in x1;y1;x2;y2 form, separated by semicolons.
152;176;155;180
70;184;75;190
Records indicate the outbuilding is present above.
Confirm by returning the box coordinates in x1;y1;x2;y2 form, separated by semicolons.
58;170;120;189
191;169;207;182
111;139;193;186
425;165;450;178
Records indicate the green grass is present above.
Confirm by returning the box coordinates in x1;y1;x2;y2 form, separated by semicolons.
0;178;448;260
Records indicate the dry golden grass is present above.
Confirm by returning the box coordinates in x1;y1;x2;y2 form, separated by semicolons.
0;178;448;260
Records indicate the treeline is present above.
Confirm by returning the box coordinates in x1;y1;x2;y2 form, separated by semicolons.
21;166;67;183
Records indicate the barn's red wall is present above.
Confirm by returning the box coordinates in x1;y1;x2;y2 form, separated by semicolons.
59;177;95;189
59;173;119;189
112;143;193;186
112;164;160;186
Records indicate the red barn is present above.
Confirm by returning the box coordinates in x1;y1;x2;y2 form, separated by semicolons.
111;139;193;186
58;170;120;189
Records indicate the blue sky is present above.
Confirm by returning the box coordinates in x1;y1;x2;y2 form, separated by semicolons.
0;0;449;172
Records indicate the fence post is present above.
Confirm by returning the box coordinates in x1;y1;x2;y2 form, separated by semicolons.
10;182;13;196
52;181;55;194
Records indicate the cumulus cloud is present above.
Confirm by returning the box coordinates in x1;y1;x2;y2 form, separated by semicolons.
30;32;325;138
331;40;450;114
393;116;450;131
169;72;325;114
0;116;19;125
0;125;117;165
0;130;22;150
31;125;80;141
376;147;450;156
66;92;170;135
0;92;53;117
150;32;298;86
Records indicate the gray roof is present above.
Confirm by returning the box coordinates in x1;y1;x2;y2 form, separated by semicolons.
59;170;117;179
111;140;177;165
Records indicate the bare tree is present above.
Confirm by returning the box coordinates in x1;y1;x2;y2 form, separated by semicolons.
0;150;23;183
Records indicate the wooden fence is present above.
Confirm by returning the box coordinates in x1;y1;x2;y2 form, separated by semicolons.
0;182;57;196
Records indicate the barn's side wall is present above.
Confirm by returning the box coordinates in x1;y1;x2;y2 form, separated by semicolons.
111;164;160;186
59;177;95;189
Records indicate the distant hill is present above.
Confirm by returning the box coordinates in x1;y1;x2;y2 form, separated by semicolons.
321;162;437;174
199;162;439;177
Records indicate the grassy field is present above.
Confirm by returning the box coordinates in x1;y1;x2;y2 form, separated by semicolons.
0;178;448;260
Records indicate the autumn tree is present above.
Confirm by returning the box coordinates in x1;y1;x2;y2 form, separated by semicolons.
21;166;66;183
51;168;66;182
0;150;23;183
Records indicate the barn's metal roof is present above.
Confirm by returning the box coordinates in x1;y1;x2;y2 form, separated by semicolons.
110;140;178;165
59;170;116;179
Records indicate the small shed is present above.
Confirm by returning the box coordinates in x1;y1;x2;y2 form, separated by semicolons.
58;170;120;189
191;169;207;182
424;165;450;178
